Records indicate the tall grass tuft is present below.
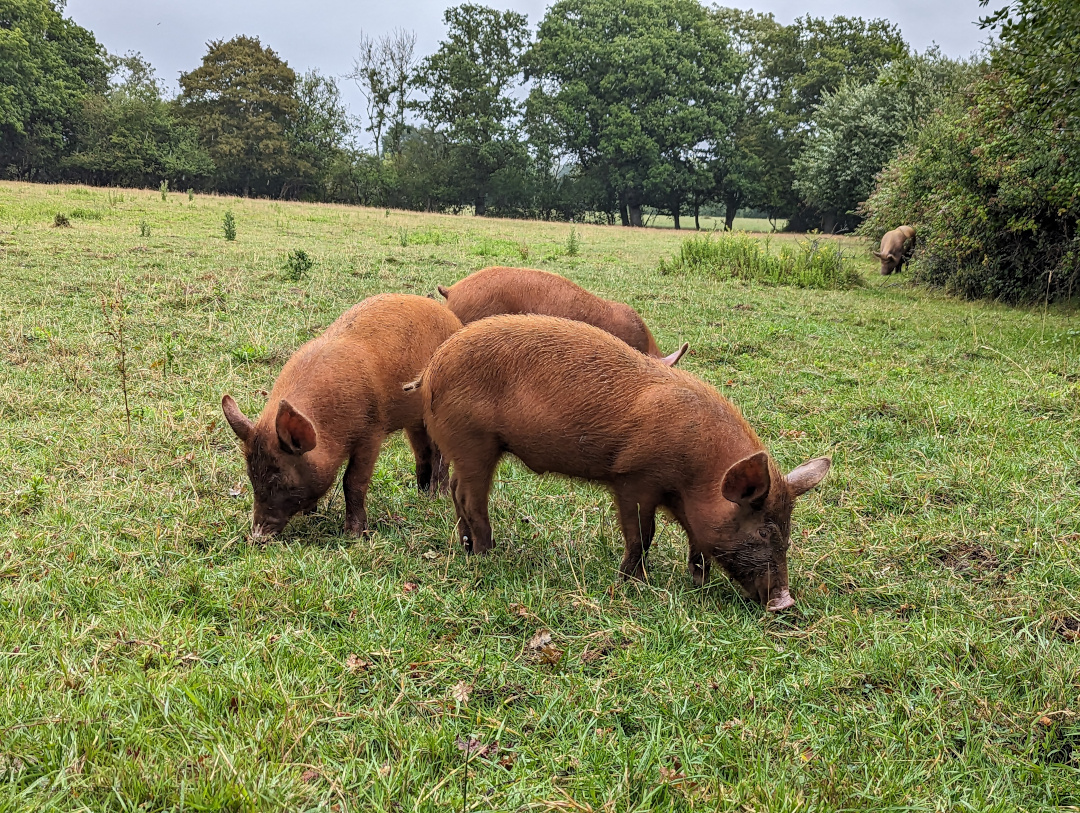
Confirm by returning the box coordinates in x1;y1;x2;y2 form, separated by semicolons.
659;232;863;290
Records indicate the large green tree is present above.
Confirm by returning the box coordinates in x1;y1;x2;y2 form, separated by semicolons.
65;53;213;189
528;0;737;227
412;4;530;215
0;0;107;179
285;70;350;199
705;7;782;230
756;14;907;228
177;36;298;197
793;51;968;231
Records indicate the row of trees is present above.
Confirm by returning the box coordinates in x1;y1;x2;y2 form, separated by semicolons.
2;0;959;231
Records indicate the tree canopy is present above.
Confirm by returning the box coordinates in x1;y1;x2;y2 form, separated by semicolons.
177;36;299;197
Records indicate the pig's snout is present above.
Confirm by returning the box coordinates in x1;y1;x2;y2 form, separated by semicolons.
752;570;794;612
765;588;795;612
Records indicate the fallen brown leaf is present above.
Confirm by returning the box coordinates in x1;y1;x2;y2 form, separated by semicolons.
402;582;418;594
528;630;552;650
301;768;319;782
451;681;472;704
345;654;371;673
456;737;498;759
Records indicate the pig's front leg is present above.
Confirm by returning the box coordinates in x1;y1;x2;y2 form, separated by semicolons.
343;435;383;536
615;493;656;581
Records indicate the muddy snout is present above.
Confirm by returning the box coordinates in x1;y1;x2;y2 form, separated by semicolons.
250;507;290;539
742;570;795;612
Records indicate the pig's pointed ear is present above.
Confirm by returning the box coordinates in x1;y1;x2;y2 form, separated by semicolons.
872;250;883;258
660;342;689;367
787;457;831;497
276;400;317;455
437;284;450;299
222;394;253;443
722;451;771;506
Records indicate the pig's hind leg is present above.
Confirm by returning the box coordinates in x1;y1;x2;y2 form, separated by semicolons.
448;437;500;554
615;493;657;581
405;425;440;494
343;434;384;536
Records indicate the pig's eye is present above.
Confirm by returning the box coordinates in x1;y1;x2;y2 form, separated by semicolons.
755;527;771;541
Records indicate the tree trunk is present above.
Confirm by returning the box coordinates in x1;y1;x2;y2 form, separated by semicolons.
822;211;837;234
619;201;630;227
724;207;737;231
626;189;643;227
672;200;681;230
475;193;487;217
694;202;700;231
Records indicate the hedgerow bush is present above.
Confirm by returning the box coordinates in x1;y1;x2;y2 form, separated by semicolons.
859;2;1080;304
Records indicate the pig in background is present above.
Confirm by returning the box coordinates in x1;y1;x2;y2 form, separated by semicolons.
410;315;830;612
222;293;462;537
437;265;688;366
874;225;917;275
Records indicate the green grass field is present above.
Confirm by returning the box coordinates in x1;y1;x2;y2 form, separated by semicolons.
1;181;1078;811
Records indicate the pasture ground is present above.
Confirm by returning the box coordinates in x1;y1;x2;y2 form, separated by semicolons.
1;181;1078;811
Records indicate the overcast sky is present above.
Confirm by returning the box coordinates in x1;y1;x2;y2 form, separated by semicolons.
67;0;992;142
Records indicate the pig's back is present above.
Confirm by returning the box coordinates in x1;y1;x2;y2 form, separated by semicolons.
274;294;460;431
446;267;610;326
424;315;741;482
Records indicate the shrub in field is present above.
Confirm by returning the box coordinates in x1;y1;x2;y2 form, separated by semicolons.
859;3;1080;303
69;208;102;220
223;211;236;241
283;249;314;281
858;78;1080;302
160;180;168;200
140;221;151;238
566;227;579;257
53;213;71;228
659;232;862;289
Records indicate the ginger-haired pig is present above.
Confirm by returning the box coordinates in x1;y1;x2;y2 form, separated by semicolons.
409;315;830;611
222;293;461;537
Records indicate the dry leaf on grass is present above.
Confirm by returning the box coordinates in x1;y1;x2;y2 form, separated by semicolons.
345;654;371;673
451;681;472;704
301;768;319;782
456;737;498;759
526;629;564;664
402;582;418;594
528;630;552;649
228;482;244;497
421;550;440;560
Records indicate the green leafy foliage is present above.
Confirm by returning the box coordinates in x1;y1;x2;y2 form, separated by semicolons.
860;2;1080;302
412;4;531;216
222;211;236;241
64;54;213;190
793;51;970;231
0;0;108;179
527;0;739;226
659;232;863;289
283;249;314;281
177;36;299;197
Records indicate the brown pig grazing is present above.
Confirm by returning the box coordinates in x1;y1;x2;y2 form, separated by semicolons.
437;266;688;366
410;315;830;612
873;225;916;275
221;294;462;538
